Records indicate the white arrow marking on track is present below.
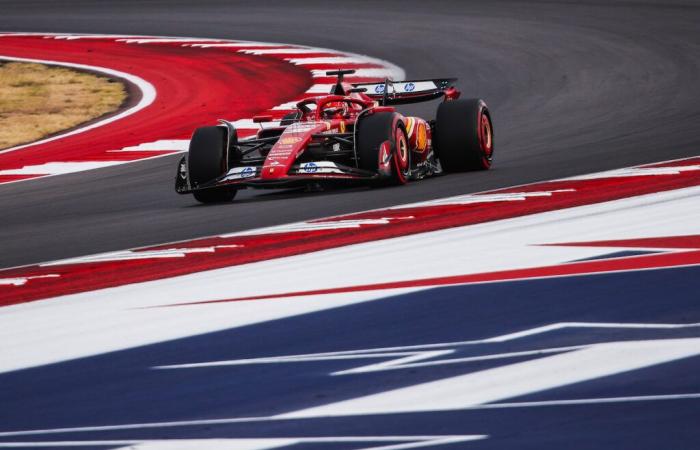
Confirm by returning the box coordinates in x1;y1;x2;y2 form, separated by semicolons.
154;322;700;374
278;337;700;418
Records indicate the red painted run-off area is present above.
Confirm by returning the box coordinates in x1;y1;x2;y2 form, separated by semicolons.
0;36;312;182
1;157;699;306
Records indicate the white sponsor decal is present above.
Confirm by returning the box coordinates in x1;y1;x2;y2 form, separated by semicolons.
224;166;257;180
363;80;437;96
294;161;345;175
300;162;319;173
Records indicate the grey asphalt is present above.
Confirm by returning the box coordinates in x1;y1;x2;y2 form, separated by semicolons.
1;0;699;268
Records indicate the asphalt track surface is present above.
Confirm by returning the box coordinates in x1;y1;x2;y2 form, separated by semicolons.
1;0;699;267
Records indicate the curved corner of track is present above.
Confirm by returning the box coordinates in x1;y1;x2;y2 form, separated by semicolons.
0;33;405;184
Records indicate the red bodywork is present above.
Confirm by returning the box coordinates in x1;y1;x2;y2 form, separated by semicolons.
175;74;462;193
255;87;436;182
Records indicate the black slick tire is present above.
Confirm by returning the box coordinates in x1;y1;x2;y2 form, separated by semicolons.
356;111;409;185
188;126;237;203
434;99;493;172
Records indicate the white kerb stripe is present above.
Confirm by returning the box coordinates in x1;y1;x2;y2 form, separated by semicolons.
114;140;191;152
565;165;700;180
306;84;334;93
117;38;222;44
0;161;126;176
52;34;154;40
228;119;282;129
286;57;365;65
187;42;283;48
239;48;334;55
312;68;398;78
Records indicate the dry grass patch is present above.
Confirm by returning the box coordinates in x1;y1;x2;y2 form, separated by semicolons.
0;61;127;149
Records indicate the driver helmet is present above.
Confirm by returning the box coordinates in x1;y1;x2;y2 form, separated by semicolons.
322;101;348;119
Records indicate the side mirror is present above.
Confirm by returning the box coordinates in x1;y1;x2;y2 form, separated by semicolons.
443;87;461;101
253;115;273;123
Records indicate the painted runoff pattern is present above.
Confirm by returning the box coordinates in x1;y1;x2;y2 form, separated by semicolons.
1;156;699;306
0;33;403;184
1;155;699;449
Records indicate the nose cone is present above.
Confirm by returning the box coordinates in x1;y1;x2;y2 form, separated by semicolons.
261;122;325;179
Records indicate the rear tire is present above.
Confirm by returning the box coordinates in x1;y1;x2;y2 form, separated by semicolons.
434;99;493;172
188;126;237;203
356;112;409;185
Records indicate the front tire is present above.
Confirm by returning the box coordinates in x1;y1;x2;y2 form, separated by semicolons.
356;111;409;185
434;99;493;172
193;188;236;203
188;126;237;203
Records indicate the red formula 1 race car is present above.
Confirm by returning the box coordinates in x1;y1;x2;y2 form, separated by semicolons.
175;70;493;203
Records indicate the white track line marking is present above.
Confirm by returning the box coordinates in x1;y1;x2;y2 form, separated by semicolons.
221;217;414;236
470;393;700;409
566;165;700;180
155;345;585;374
0;393;696;437
220;218;411;236
155;322;700;374
279;338;700;418
392;189;576;209
0;435;487;450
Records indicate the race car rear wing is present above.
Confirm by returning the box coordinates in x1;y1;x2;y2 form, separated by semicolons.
351;78;459;105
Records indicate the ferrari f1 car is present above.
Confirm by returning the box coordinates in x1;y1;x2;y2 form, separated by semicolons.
175;69;493;203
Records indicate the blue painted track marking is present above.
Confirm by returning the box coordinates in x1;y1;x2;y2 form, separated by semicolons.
1;266;698;449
